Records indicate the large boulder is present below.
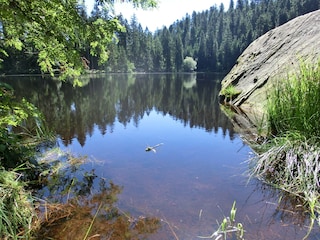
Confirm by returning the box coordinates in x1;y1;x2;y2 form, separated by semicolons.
220;10;320;115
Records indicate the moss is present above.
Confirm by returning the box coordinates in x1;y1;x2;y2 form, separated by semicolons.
220;85;242;103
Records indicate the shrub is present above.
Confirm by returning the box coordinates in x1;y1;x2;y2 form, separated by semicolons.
182;56;197;72
0;82;53;170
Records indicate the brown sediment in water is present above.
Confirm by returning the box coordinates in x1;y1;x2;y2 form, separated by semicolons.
33;158;161;240
35;189;161;239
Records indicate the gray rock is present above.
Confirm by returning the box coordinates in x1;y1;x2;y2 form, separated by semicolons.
220;10;320;115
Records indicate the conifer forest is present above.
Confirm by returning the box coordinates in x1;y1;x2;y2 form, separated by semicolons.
1;0;319;75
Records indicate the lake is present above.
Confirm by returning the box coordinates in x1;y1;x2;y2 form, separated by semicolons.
2;73;318;239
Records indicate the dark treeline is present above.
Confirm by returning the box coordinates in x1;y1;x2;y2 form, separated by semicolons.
1;0;319;74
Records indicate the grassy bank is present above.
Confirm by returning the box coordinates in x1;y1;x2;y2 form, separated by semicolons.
250;60;320;234
0;82;48;238
0;169;36;239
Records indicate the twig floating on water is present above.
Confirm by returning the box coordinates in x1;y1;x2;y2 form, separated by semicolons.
145;143;164;153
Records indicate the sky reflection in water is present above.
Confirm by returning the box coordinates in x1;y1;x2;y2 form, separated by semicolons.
59;107;251;239
3;73;318;239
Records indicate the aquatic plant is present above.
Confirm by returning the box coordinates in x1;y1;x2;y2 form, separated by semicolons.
0;83;55;239
198;202;245;240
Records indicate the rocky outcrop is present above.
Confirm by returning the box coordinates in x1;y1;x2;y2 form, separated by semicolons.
220;10;320;115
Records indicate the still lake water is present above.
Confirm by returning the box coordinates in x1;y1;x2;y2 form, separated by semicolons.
3;73;319;239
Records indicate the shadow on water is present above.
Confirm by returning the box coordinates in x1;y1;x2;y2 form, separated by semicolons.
1;73;320;239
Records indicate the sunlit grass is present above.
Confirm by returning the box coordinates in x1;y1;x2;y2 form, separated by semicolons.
220;85;242;103
251;60;320;237
267;60;320;137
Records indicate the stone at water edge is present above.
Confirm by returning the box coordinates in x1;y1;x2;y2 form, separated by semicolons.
220;9;320;115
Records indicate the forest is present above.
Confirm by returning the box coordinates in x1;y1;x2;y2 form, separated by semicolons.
1;0;319;75
1;1;320;239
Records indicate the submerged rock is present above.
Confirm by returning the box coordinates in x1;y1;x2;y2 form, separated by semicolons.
220;9;320;114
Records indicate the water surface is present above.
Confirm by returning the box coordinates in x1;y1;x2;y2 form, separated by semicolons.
2;73;318;239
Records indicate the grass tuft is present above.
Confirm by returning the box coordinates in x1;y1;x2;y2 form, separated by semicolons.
0;168;37;239
251;60;320;236
220;85;242;103
267;60;320;138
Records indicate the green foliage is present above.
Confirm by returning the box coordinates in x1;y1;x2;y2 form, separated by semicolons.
0;83;40;127
0;0;158;79
182;56;197;72
0;82;52;169
1;0;318;74
0;168;36;239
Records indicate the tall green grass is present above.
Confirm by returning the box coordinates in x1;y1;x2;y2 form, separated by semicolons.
0;168;36;239
251;60;320;238
267;60;320;138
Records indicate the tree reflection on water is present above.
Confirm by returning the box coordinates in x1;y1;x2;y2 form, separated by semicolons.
35;149;161;239
1;73;235;147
